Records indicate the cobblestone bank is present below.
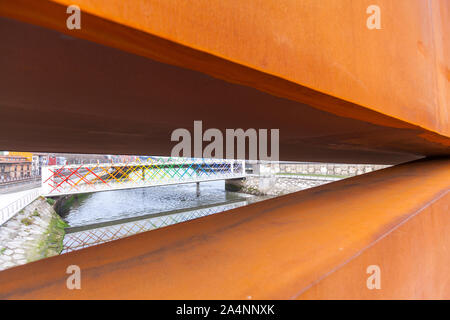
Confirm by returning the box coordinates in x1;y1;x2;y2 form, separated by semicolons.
0;197;67;271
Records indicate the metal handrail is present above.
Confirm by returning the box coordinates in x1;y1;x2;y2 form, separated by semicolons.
62;199;249;253
0;188;41;226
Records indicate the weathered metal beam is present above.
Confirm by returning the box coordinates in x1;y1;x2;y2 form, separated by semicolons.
0;0;449;163
0;158;448;299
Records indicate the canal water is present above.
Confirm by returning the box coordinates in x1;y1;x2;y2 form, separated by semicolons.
64;180;256;227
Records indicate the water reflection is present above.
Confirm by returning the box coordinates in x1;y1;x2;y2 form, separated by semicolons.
64;180;253;227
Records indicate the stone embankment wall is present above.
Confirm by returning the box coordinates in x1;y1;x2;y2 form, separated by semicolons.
0;197;68;271
53;193;91;216
226;176;338;196
231;162;390;196
253;162;389;176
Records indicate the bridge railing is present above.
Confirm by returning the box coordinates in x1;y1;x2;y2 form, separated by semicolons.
41;158;245;196
62;199;248;253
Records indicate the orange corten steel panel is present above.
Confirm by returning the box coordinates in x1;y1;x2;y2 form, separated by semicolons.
0;0;449;164
0;158;448;299
16;0;450;136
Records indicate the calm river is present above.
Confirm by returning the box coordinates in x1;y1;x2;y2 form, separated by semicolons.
64;180;257;227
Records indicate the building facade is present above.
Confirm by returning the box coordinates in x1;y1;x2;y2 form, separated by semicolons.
0;155;32;183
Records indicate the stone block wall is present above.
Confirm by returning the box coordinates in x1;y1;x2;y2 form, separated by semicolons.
226;175;339;197
252;162;389;177
230;162;390;197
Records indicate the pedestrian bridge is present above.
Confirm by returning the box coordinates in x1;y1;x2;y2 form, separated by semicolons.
41;158;246;197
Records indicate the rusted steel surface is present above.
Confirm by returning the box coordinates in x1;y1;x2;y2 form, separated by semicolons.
0;0;449;163
298;194;450;299
0;158;448;299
